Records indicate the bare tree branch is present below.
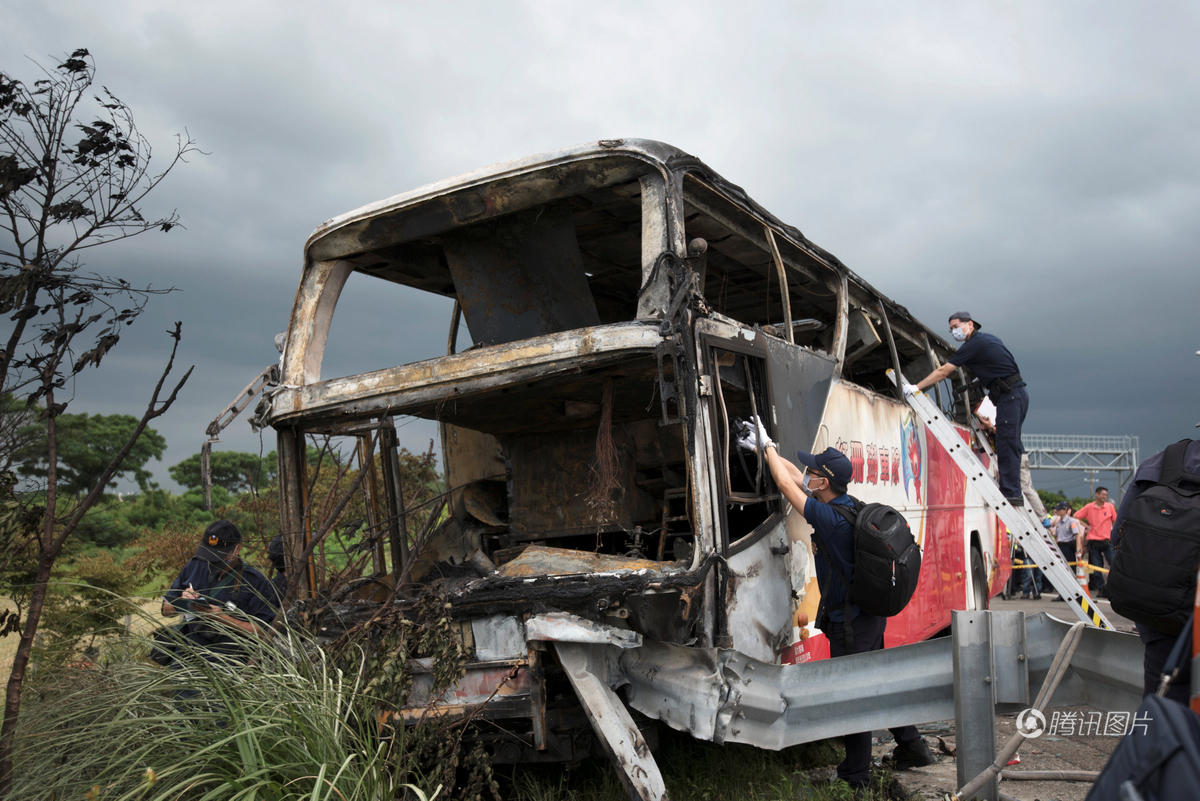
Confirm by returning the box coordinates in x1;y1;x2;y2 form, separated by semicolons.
0;48;199;794
58;322;191;549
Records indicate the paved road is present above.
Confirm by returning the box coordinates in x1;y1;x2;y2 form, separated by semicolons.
991;590;1137;633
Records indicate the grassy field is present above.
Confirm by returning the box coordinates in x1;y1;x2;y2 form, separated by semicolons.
0;594;165;681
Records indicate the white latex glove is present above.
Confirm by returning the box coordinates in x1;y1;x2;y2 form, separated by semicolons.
902;382;920;397
735;415;775;451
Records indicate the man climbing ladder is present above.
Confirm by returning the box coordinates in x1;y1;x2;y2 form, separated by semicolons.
888;369;1113;630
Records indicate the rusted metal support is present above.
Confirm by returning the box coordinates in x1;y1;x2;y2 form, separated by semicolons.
686;237;708;293
276;426;313;600
528;643;548;751
281;259;354;387
447;299;462;356
830;273;850;373
765;227;793;344
682;185;832;290
636;173;673;320
271;324;663;426
921;333;945;410
378;422;409;582
356;433;385;576
200;440;213;512
876;300;905;402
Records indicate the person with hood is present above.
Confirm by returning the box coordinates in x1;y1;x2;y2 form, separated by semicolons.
159;520;278;661
266;534;288;610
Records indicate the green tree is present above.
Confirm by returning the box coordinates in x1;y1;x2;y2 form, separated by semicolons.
0;394;36;474
14;412;166;495
168;449;276;495
0;48;196;791
72;487;216;547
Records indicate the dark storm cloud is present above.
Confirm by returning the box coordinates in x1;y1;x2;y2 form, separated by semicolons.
3;1;1198;497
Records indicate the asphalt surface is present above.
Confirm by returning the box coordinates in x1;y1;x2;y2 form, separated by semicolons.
884;590;1138;801
991;590;1137;633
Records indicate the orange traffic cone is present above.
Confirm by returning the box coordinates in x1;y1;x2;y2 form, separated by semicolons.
1075;558;1088;597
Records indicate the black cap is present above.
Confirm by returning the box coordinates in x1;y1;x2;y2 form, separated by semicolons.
795;447;853;488
1055;501;1070;511
948;311;980;330
195;519;242;562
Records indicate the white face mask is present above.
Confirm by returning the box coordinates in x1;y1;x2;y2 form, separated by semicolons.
801;473;813;494
951;325;968;342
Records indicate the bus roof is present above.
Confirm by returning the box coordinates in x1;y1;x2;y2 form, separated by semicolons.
301;138;953;356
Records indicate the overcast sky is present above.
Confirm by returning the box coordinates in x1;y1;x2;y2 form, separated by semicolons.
3;1;1197;499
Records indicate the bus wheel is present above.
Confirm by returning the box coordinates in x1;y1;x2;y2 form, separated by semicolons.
971;545;989;610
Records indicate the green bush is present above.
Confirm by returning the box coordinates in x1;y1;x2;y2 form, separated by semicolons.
73;490;217;548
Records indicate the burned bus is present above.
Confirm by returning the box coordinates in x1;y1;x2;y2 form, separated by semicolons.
264;139;1010;797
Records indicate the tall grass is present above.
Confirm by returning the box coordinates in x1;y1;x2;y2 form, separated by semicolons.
11;596;909;801
11;621;440;801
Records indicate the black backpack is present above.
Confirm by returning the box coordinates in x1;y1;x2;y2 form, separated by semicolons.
831;499;922;617
1107;439;1200;635
1085;692;1200;801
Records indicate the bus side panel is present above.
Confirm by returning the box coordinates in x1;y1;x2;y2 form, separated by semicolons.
976;449;1012;595
958;436;1005;599
928;425;968;617
886;423;969;645
815;384;942;646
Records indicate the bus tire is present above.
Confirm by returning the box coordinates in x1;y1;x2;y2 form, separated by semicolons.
971;545;989;611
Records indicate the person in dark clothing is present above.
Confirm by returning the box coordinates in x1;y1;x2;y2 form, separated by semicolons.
737;418;934;793
267;534;288;610
1111;439;1200;705
160;520;278;662
906;311;1029;506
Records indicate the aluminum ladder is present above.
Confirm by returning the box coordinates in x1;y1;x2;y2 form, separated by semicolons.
886;369;1113;630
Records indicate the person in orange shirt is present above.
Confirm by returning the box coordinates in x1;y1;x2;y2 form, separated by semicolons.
1074;487;1117;597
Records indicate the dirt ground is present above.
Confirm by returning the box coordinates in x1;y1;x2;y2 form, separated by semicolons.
880;594;1136;801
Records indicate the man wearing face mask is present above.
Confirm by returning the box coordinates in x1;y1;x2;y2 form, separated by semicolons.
736;420;935;794
905;311;1029;507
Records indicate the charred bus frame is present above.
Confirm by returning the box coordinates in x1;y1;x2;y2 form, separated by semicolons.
265;139;994;781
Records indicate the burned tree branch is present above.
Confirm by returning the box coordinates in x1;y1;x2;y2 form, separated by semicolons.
59;322;192;548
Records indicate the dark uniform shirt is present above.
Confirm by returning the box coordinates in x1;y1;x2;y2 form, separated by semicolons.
165;558;277;654
947;331;1021;390
269;572;288;609
803;493;860;622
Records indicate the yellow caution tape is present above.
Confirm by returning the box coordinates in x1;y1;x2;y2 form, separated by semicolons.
1010;560;1108;574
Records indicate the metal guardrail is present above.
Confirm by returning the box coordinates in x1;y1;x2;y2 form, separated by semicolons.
568;610;1144;801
